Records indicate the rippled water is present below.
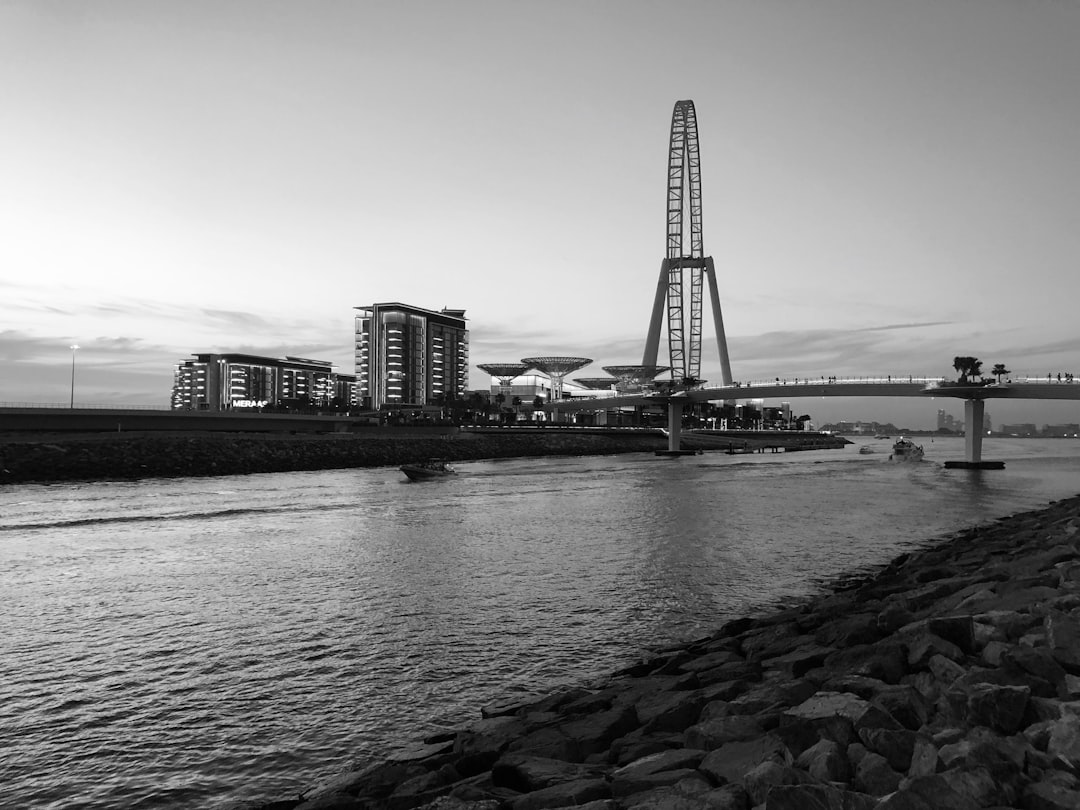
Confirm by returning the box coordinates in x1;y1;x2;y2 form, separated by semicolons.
3;437;1080;809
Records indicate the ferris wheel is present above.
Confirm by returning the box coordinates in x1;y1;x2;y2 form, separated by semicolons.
642;100;732;388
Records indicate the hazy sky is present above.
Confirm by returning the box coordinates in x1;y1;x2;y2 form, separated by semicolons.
2;0;1078;427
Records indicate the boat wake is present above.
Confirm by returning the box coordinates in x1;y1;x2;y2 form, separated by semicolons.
0;502;356;533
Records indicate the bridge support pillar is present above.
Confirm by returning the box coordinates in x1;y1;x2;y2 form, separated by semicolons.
965;399;984;463
667;401;682;451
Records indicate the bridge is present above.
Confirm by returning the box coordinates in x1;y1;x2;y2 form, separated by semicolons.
550;377;1080;466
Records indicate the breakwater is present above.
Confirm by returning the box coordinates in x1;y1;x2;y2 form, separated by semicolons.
243;494;1080;810
0;429;847;485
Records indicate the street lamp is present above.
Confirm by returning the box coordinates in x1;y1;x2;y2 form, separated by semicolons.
69;344;79;408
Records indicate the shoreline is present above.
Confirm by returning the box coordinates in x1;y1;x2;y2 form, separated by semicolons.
237;494;1080;810
0;429;846;485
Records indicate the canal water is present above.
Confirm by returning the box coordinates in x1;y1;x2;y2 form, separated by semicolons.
3;436;1080;809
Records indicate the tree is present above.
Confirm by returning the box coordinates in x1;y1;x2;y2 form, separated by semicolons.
991;363;1011;383
952;356;983;384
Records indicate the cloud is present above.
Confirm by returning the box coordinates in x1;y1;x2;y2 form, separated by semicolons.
855;321;954;333
201;309;278;330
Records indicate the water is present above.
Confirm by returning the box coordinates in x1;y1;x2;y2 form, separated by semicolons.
3;437;1080;809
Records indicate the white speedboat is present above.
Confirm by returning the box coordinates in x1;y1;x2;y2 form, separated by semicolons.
890;438;924;462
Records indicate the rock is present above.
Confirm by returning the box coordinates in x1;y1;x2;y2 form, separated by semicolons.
872;773;981;809
927;616;977;655
1045;610;1080;673
1021;779;1080;810
555;704;638;760
906;736;937;779
906;634;964;670
824;643;909;685
611;748;707;779
794;738;850;782
741;760;812;806
858;727;918;772
636;689;707;733
854;751;901;796
778;691;902;754
763;644;836;679
1046;710;1080;766
945;682;1030;734
490;755;599;792
507;777;610;810
761;783;877;810
697;736;788;785
684;715;765;750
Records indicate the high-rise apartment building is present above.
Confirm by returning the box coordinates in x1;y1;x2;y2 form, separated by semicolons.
172;353;357;411
354;303;469;410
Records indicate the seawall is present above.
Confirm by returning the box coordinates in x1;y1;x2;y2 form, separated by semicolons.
0;429;847;485
239;494;1080;810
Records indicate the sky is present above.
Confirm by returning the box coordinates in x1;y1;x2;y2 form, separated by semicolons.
2;0;1078;429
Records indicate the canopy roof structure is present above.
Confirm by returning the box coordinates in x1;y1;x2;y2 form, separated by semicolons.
573;377;618;390
476;362;532;381
603;365;671;389
521;356;591;402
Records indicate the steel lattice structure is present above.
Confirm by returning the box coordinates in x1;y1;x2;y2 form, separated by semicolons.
642;100;733;388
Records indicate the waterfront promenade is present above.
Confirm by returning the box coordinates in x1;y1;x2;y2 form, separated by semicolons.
240;494;1080;810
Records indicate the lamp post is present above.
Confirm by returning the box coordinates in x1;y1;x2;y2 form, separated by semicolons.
69;344;79;408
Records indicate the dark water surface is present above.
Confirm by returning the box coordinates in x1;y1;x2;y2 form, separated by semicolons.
3;437;1080;808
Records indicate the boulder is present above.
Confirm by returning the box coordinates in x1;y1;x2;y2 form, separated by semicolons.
945;682;1030;734
794;738;850;782
697;736;788;785
507;777;610;810
759;783;877;810
872;774;980;810
741;760;813;806
684;715;765;750
490;754;600;792
1045;610;1080;672
853;751;901;796
857;727;918;772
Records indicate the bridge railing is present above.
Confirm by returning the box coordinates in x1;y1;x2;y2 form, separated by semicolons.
726;376;947;388
0;401;173;411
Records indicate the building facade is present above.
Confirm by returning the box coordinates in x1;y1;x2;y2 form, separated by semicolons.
171;353;357;411
354;303;469;410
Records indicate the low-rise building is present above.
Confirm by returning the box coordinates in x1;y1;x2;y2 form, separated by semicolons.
172;353;357;412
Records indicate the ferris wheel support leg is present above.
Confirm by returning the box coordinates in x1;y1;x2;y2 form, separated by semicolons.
643;259;671;368
705;258;733;387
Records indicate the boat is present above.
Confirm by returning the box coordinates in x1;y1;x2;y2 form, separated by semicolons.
889;438;924;462
874;434;891;440
400;460;456;481
858;445;875;455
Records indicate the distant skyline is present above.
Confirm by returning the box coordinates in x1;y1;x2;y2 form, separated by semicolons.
2;1;1078;429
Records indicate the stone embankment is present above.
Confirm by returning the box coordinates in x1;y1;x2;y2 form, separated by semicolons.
245;495;1080;810
0;431;664;484
0;429;846;485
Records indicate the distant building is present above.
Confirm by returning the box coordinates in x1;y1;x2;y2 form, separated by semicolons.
354;303;469;410
171;353;357;411
937;409;957;431
1043;424;1080;438
1000;423;1038;437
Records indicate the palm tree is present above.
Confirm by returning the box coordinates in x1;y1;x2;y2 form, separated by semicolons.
991;363;1011;383
952;356;983;384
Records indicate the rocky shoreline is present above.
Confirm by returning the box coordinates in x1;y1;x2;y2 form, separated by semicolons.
240;494;1080;810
